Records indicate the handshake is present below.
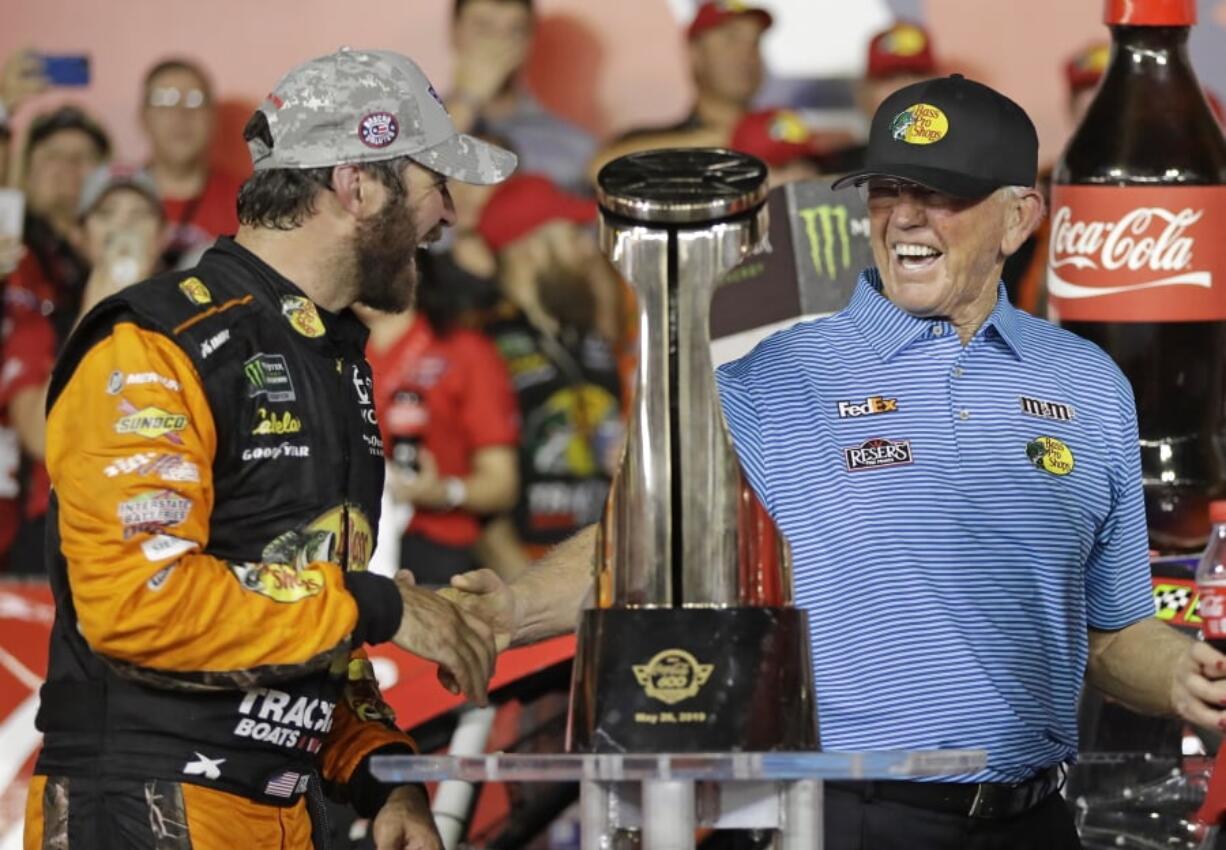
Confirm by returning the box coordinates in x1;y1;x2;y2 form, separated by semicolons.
388;569;519;706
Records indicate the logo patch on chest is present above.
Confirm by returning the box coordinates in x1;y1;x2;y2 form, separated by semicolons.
1020;396;1076;422
1026;436;1075;476
843;437;914;472
837;396;898;418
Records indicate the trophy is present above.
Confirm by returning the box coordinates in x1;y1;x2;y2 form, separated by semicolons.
567;149;817;753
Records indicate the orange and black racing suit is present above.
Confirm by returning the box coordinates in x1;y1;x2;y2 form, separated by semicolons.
24;238;413;849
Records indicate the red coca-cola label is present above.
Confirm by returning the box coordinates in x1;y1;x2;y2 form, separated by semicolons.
1105;0;1195;26
1047;185;1226;322
1199;585;1226;640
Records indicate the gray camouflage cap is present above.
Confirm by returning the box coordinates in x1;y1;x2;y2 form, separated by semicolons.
249;47;516;185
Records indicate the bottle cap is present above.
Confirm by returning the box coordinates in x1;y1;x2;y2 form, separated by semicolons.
1106;0;1196;26
1209;500;1226;525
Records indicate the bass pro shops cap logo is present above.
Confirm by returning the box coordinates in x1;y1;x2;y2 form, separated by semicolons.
1026;435;1075;477
358;112;399;149
890;103;948;145
633;649;714;706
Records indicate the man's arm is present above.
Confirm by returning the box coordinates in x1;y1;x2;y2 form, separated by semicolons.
443;524;597;650
1087;619;1192;715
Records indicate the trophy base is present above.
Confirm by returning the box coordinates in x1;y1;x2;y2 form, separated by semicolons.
566;606;817;753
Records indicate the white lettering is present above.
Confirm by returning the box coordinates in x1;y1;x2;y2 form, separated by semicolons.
258;689;291;722
1050;205;1202;275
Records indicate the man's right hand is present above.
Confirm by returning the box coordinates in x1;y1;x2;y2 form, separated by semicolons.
439;568;518;653
391;572;496;706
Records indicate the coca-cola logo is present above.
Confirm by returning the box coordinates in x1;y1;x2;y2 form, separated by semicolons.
1050;205;1200;273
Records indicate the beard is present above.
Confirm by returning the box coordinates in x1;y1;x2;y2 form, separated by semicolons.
352;192;430;313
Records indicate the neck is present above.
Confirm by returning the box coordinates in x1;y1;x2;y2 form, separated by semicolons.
693;90;746;131
149;160;209;200
235;224;355;313
367;308;417;353
483;85;521;122
949;274;1003;345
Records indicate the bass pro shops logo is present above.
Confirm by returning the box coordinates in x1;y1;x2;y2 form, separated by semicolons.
632;649;714;706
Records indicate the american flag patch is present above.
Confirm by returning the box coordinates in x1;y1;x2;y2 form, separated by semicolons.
264;770;309;799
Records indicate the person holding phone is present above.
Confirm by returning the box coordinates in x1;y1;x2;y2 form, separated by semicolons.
1;165;165;574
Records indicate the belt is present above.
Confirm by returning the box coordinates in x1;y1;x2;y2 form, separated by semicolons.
829;766;1062;820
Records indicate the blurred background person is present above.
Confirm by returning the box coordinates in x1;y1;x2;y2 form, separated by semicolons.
446;0;594;195
0;164;164;573
139;57;242;268
476;174;624;559
590;0;771;176
729;107;841;188
823;21;940;174
0;48;50;185
361;261;521;586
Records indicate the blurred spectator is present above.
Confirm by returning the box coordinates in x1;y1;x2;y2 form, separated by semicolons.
139;58;242;268
730;108;829;188
477;174;624;556
446;0;595;194
1;165;163;573
824;21;940;174
1065;42;1109;128
0;49;51;185
360;264;520;586
589;0;771;177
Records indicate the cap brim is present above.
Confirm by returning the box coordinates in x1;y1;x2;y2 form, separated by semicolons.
830;163;1003;198
411;133;517;186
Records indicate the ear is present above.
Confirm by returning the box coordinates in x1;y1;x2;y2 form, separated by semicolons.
1000;188;1045;258
330;165;373;219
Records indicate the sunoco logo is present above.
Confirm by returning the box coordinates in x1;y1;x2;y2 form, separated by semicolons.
632;649;713;706
844;437;914;472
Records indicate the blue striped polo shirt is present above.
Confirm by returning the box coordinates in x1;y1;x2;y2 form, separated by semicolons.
715;269;1154;782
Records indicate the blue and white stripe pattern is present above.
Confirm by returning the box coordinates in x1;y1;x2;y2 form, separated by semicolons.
716;269;1154;782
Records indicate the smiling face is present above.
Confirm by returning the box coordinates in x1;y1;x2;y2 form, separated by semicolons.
865;179;1040;332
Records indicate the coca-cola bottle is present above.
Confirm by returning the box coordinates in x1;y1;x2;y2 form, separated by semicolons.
1195;500;1226;653
1049;0;1226;552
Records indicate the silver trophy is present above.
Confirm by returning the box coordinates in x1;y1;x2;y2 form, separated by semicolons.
567;149;817;752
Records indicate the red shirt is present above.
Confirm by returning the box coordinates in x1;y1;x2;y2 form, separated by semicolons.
367;315;519;548
162;169;243;264
1;260;59;523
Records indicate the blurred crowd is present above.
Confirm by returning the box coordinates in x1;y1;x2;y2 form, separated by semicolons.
0;0;1192;581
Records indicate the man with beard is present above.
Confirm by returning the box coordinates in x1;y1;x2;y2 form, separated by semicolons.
24;48;515;850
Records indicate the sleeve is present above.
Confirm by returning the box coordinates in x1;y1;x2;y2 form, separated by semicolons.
458;333;520;449
320;648;420;817
715;360;773;515
46;320;400;691
1083;368;1157;630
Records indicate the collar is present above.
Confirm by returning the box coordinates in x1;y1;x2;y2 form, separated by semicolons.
846;269;1025;363
209;237;370;348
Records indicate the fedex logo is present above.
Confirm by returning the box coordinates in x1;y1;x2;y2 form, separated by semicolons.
837;396;898;419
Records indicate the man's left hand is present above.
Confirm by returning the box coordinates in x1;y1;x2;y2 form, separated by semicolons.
1171;639;1226;730
371;785;442;850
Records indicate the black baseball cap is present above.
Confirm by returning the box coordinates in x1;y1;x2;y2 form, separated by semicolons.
831;74;1037;198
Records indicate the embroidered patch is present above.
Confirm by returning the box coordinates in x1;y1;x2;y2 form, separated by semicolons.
837;396;898;418
1020;396;1076;422
358;112;399;148
1026;436;1074;476
844;437;914;472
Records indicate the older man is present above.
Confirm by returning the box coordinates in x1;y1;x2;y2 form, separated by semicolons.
24;48;514;850
447;75;1224;849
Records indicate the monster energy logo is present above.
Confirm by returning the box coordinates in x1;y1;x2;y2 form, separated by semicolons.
243;354;296;403
798;204;853;280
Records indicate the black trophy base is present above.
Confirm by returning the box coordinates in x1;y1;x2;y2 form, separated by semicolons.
566;606;817;753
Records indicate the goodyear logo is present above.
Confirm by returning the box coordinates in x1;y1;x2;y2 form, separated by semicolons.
178;277;212;306
890;103;949;145
115;407;189;441
632;649;714;706
1026;436;1074;476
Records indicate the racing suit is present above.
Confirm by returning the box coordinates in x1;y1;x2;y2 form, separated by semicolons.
24;238;414;849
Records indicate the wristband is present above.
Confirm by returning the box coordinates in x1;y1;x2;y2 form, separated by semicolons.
443;476;467;510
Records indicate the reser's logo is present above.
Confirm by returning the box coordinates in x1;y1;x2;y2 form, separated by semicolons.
844;437;913;472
